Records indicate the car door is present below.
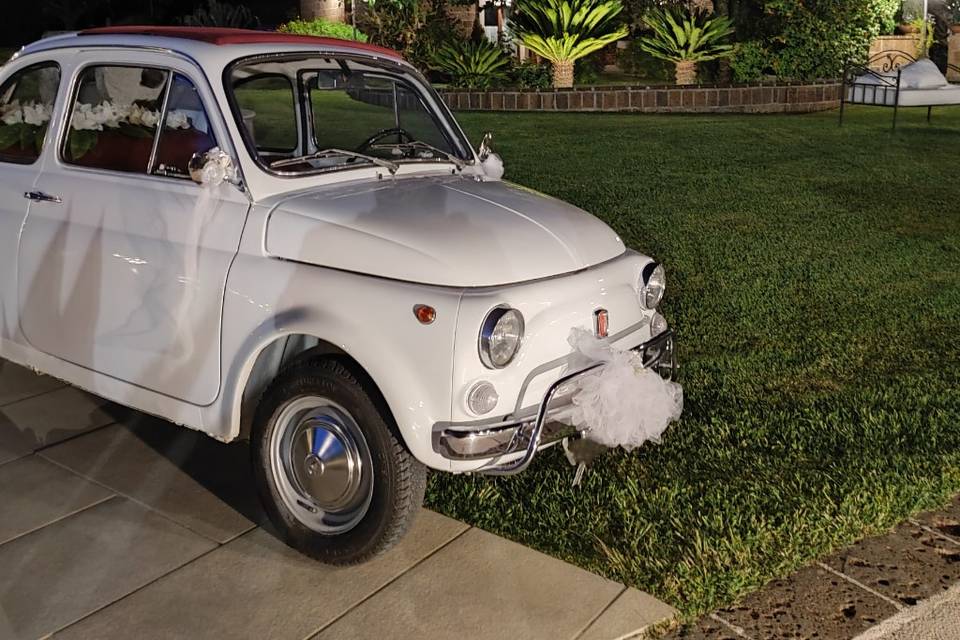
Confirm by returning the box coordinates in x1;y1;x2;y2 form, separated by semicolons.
0;60;61;342
17;52;250;405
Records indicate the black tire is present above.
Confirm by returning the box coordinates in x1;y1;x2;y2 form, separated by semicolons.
251;358;426;564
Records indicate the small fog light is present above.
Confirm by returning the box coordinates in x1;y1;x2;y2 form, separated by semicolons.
650;312;668;336
466;381;499;415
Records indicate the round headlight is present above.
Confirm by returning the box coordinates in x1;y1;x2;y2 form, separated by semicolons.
479;307;524;369
639;263;666;310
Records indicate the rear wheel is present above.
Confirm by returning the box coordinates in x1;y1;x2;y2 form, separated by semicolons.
251;359;426;564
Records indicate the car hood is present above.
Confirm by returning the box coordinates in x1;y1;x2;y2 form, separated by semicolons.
264;175;625;287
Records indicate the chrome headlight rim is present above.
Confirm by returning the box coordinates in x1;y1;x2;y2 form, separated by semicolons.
479;306;525;369
639;262;666;310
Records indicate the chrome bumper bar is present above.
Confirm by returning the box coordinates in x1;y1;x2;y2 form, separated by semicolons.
433;330;677;475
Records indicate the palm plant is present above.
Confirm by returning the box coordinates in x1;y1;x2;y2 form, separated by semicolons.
510;0;629;89
431;39;511;89
637;8;734;85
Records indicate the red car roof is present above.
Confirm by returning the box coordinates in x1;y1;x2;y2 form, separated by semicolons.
78;26;402;60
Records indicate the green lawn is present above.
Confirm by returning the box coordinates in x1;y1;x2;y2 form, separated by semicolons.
424;106;960;619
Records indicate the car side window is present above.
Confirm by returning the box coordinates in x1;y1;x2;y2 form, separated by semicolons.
232;75;297;152
63;65;170;174
0;62;61;165
151;73;218;179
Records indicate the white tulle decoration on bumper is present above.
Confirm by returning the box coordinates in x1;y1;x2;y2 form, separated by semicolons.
566;327;683;451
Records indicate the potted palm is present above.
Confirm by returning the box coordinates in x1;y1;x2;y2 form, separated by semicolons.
636;7;733;86
510;0;629;89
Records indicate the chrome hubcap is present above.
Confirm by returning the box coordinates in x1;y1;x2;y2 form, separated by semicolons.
270;397;373;534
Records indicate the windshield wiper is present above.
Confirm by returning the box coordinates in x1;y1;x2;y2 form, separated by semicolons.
395;140;466;171
270;148;398;174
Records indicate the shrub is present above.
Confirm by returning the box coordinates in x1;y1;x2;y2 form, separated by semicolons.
876;0;901;34
510;0;629;88
574;55;604;85
430;39;511;89
179;0;260;28
616;39;672;81
761;0;895;80
357;0;460;73
729;40;772;82
508;61;553;89
278;18;369;42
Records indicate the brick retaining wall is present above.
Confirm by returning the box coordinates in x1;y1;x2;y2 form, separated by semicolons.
438;81;842;114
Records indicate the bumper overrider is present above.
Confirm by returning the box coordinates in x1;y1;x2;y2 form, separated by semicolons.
433;330;677;475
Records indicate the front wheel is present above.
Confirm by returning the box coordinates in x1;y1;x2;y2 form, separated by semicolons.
251;359;426;564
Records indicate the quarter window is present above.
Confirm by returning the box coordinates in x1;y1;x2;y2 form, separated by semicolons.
152;73;218;179
0;63;60;165
63;65;170;174
233;75;297;152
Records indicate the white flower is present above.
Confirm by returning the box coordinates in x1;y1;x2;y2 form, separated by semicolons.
128;104;159;128
201;161;226;185
97;102;128;128
165;110;190;130
1;100;23;125
21;102;52;126
70;103;102;131
192;147;236;186
141;110;159;128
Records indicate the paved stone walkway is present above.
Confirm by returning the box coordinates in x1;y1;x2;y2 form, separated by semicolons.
0;359;676;640
663;498;960;639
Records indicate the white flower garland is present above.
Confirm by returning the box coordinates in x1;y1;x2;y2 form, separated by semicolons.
0;100;195;132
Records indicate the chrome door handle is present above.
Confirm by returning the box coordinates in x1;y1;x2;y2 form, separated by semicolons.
24;191;62;204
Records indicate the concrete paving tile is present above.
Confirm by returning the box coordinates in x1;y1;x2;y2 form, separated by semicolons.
0;386;121;457
914;496;960;544
578;588;678;640
0;359;63;407
717;565;897;639
0;496;216;640
43;414;259;543
0;412;33;466
0;455;113;544
822;523;960;607
312;527;625;640
659;616;741;640
53;510;469;640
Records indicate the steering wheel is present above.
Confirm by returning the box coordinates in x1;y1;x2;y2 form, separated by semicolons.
356;127;414;153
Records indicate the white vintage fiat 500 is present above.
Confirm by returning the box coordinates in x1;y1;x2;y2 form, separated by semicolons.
0;26;675;563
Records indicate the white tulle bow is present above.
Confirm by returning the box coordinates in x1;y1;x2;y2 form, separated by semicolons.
566;327;683;451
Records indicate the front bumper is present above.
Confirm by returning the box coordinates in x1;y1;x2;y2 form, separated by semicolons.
433;330;676;475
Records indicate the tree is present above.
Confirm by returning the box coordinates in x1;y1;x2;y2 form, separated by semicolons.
510;0;629;88
301;0;345;23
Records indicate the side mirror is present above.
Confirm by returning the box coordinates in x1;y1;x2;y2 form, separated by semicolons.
477;132;504;180
189;147;241;187
477;131;494;161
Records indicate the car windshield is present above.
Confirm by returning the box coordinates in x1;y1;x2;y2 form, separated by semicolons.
227;55;469;175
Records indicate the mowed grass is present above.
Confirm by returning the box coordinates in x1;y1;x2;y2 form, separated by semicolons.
423;106;960;617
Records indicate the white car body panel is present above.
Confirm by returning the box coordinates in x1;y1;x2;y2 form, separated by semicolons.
0;32;662;473
265;175;625;287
